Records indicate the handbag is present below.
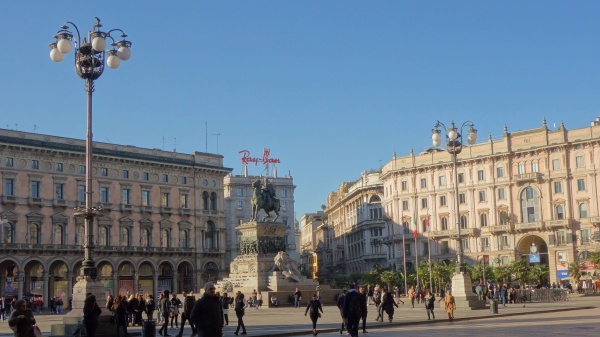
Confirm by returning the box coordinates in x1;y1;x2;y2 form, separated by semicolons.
33;325;43;337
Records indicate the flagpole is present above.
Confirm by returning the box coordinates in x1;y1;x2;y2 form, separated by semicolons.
427;215;433;293
402;223;407;295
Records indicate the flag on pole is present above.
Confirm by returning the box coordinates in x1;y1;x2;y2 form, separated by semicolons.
413;214;418;239
426;215;430;232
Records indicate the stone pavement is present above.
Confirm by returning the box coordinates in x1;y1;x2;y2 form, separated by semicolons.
0;294;597;336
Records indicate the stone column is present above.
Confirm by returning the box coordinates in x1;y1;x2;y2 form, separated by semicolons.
42;271;49;309
112;271;118;297
67;271;73;305
153;273;159;295
17;272;24;300
133;273;139;295
172;271;179;294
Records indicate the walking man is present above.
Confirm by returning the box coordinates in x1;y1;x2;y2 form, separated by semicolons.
190;283;223;337
294;288;302;308
158;290;171;337
336;289;347;334
342;284;363;337
359;286;369;333
176;291;197;337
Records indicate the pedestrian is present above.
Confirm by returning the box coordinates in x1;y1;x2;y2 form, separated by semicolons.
256;291;263;309
381;288;398;322
251;289;258;308
475;282;483;300
444;290;456;321
113;296;128;337
0;296;5;321
170;293;181;329
316;285;321;301
367;286;374;305
372;287;382;322
176;291;196;337
8;299;36;337
220;292;233;326
408;285;416;308
55;297;64;314
189;282;223;337
145;294;155;320
157;294;164;325
342;284;363;337
83;293;102;337
376;288;387;322
293;288;302;308
305;294;323;336
358;286;369;333
336;289;347;334
233;291;247;335
50;297;55;314
127;293;138;326
158;290;171;337
424;290;435;320
270;295;279;307
136;294;146;326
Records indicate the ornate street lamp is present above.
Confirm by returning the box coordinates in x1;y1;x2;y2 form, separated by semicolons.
432;120;484;308
49;18;131;310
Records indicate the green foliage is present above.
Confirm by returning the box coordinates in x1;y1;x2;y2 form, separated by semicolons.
528;264;549;285
509;259;530;287
492;265;510;284
589;252;600;266
568;262;584;282
330;275;350;289
466;263;492;284
380;270;401;291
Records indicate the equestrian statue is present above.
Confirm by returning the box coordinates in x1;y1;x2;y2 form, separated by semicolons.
251;177;281;221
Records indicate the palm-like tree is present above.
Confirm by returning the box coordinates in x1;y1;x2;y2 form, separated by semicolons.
528;264;549;286
492;265;510;284
380;270;401;292
509;259;530;287
568;262;584;283
431;261;454;294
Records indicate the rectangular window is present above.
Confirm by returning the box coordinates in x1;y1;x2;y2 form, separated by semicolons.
79;165;86;174
181;176;187;185
421;198;427;208
281;189;287;197
143;172;149;180
4;178;14;196
401;181;407;191
100;187;109;203
501;235;509;248
531;162;539;173
527;207;535;222
142;191;150;206
236;188;244;196
56;163;63;172
518;163;525;174
162;174;169;183
458;173;464;183
237;200;244;209
180;194;189;208
459;193;466;204
581;229;590;243
30;181;40;198
404;243;411;257
440;195;447;206
478;190;486;202
161;192;170;207
101;168;108;176
78;185;86;202
552;159;561;171
402;200;409;211
576;155;585;168
496;167;504;178
577;179;586;191
441;241;449;254
32;160;39;170
5;157;13;167
481;237;489;250
461;238;469;251
122;189;131;204
122;170;129;178
438;175;446;186
420;178;427;188
477;170;484;181
554;182;562;193
54;183;64;200
498;188;506;200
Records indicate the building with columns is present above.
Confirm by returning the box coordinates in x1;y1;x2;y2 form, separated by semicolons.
380;119;600;285
0;128;231;304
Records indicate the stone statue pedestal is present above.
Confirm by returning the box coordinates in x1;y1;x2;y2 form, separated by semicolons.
217;220;318;294
451;272;486;310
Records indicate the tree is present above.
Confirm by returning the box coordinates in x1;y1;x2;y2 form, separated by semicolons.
589;252;600;266
417;262;432;290
492;265;510;284
380;270;401;292
568;262;584;283
528;264;549;286
331;275;350;289
431;261;454;294
509;259;530;287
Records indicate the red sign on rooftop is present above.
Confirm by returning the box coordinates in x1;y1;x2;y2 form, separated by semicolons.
239;148;281;166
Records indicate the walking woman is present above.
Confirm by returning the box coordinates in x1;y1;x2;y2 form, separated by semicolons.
106;295;115;324
83;294;102;337
256;291;263;309
221;292;232;326
424;290;435;320
233;291;247;335
8;299;36;337
444;290;456;322
408;285;416;308
145;294;155;320
381;289;399;322
304;294;323;336
113;296;129;337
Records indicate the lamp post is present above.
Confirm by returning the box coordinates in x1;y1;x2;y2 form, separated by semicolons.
49;18;131;313
432;120;484;308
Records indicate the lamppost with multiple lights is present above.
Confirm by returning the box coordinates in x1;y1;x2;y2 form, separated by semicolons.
49;18;131;314
431;120;485;308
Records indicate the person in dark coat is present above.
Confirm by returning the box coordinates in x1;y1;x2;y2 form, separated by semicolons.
342;284;363;337
232;291;247;335
336;289;347;334
145;294;155;320
189;282;224;337
220;292;233;326
304;294;323;336
358;286;369;333
113;296;128;337
136;294;146;326
176;291;196;337
381;289;399;322
158;290;171;337
8;299;36;337
127;294;138;327
83;293;102;337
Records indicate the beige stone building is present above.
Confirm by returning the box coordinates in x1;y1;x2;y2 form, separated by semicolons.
380;119;600;285
0;129;231;304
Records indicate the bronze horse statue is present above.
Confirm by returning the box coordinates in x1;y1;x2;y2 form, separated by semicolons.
251;179;280;221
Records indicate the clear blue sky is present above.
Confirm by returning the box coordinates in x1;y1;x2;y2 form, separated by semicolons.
1;1;600;220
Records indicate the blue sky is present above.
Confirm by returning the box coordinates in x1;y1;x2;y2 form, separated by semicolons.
1;1;600;220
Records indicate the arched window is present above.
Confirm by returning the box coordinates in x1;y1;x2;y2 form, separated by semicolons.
29;223;40;244
121;227;130;246
555;205;564;220
441;218;448;231
98;226;108;246
3;222;13;243
210;192;217;211
202;191;209;210
180;230;189;248
579;203;588;219
480;213;488;227
141;228;151;247
53;224;64;245
460;215;468;229
525;187;534;200
205;221;216;249
161;229;170;247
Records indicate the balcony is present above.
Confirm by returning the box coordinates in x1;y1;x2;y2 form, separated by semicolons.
53;199;67;208
489;224;513;234
142;205;153;213
363;253;387;260
514;172;543;183
498;245;512;251
382;234;404;244
429;230;453;239
336;244;345;251
460;228;477;237
160;207;173;215
514;221;544;232
1;195;16;204
545;219;572;230
28;197;42;206
120;204;133;213
591;216;600;227
179;208;192;216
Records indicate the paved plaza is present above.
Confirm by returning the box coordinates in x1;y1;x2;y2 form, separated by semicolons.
0;294;598;337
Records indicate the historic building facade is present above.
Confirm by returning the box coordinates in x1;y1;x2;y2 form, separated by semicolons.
380;120;600;285
0;129;231;304
223;172;296;274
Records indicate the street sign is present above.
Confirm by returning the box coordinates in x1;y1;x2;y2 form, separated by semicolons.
529;254;540;263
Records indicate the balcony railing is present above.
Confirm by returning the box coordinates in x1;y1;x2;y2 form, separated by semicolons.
591;216;600;227
1;195;17;203
429;230;453;239
546;219;571;230
515;221;544;232
489;224;513;234
0;243;194;254
515;172;542;183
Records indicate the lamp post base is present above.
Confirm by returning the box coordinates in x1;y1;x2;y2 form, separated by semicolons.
450;272;486;310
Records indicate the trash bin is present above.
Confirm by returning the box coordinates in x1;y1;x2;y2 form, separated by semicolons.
142;319;157;337
490;299;498;314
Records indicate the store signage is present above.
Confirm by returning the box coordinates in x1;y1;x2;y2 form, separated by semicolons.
239;148;281;166
556;270;569;279
529;254;540;263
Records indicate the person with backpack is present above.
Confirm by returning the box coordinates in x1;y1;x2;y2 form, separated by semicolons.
304;293;323;336
424;290;435;320
233;291;247;335
176;291;196;337
336;289;347;334
342;284;363;337
381;289;399;322
170;293;182;329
